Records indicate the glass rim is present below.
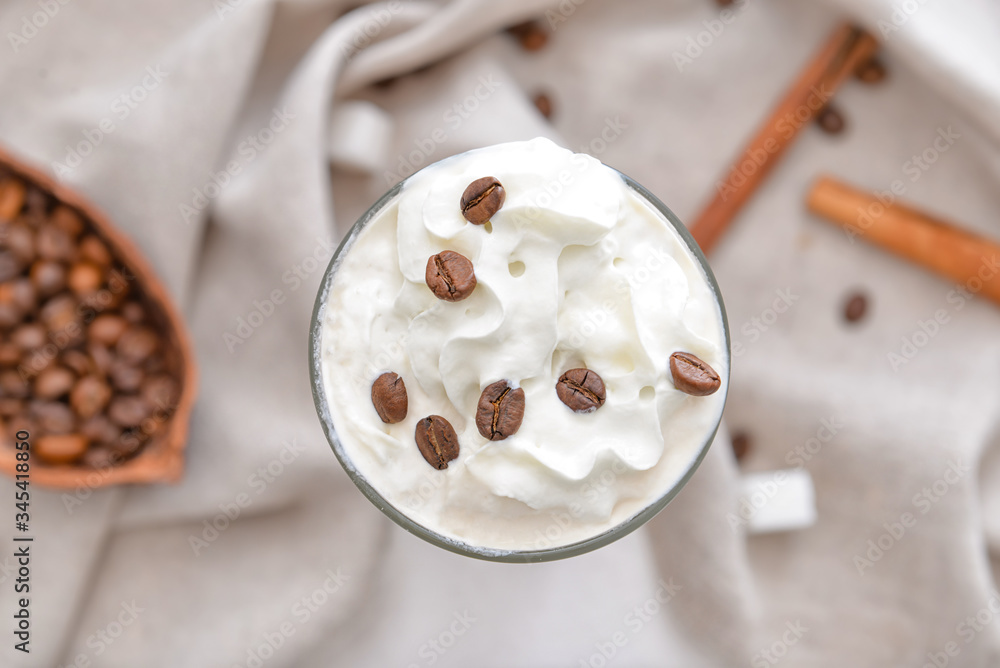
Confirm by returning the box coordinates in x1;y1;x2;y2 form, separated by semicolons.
309;163;731;563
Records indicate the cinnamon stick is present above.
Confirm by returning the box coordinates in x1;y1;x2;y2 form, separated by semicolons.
690;23;879;254
807;176;1000;306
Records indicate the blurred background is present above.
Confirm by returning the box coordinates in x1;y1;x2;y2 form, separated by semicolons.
2;0;1000;666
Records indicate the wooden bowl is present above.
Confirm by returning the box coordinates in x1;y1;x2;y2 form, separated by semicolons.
0;145;197;488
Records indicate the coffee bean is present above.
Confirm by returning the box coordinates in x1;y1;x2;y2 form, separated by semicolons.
425;250;476;301
121;301;144;323
36;223;75;261
109;361;144;392
70;376;112;419
844;292;868;323
142;353;167;374
4;222;35;263
88;343;114;375
50;205;84;238
0;252;20;283
507;20;547;51
11;279;36;312
532;92;553;119
0;397;22;417
556;368;606;413
116;326;158;364
520;31;547;51
89;314;128;346
30;400;76;434
12;323;46;350
68;262;104;296
24;187;49;219
460;177;506;225
34;365;75;399
35;433;88;465
0;283;27;327
0;343;20;366
476;380;525;440
0;302;19;329
30;260;66;297
371;371;407;423
39;294;80;334
80;285;124;312
80;415;121;445
414;415;460;470
78;235;112;267
731;431;751;461
0;370;28;398
855;57;887;84
81;446;117;469
0;178;26;221
108;395;151;427
108;430;142;458
816;106;845;135
60;349;94;376
6;416;37;444
669;352;721;396
0;278;36;313
27;354;58;376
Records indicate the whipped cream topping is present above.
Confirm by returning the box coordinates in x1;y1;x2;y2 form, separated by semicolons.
318;138;727;552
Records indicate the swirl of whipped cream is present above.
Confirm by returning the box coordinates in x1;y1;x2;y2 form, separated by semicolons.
320;138;727;551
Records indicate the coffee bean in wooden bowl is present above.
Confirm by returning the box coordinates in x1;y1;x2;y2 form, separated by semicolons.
0;146;197;488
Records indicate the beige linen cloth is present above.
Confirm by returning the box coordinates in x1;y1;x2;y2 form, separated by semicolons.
3;0;1000;665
